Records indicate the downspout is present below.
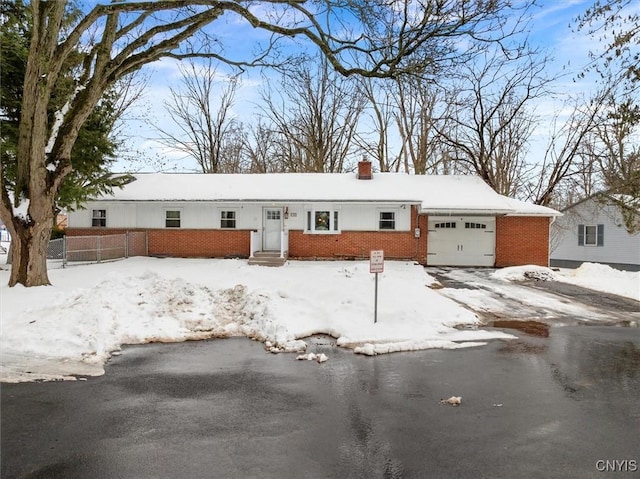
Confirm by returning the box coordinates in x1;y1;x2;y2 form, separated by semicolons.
548;215;557;267
415;206;421;262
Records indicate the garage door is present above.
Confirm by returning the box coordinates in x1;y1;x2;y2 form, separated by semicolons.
427;216;495;266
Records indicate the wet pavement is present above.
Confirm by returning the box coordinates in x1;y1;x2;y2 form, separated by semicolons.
2;327;639;479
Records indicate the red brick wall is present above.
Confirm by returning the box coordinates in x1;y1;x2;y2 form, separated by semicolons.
495;216;550;267
288;230;415;260
414;209;428;263
66;228;251;258
288;206;427;262
68;214;550;266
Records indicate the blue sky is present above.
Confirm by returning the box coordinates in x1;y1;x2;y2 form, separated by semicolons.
117;0;615;172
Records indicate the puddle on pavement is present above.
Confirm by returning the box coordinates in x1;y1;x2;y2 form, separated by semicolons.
488;319;550;337
498;339;547;355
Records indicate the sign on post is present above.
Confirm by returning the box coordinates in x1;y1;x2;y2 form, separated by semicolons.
370;250;384;323
370;250;384;273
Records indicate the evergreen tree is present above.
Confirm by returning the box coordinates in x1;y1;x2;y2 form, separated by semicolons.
0;0;132;219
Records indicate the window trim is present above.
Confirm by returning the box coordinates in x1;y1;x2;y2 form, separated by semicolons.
165;209;182;228
91;209;106;227
305;208;340;234
220;209;237;229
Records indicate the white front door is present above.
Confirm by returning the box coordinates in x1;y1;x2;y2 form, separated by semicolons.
427;216;496;266
263;208;283;251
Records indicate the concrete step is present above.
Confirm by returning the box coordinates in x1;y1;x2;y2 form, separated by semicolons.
248;252;287;267
252;251;282;258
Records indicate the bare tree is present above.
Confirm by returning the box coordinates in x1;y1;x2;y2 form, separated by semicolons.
260;57;365;172
355;78;402;173
393;76;446;175
155;59;240;173
575;0;639;84
525;91;609;207
433;49;549;197
0;0;540;287
243;121;283;173
592;97;640;196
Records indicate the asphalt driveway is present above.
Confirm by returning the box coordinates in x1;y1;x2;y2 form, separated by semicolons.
428;267;640;325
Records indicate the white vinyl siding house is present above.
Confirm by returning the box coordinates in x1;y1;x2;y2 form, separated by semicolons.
551;195;640;271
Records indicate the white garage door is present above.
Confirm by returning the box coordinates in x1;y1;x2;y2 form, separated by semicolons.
427;216;496;266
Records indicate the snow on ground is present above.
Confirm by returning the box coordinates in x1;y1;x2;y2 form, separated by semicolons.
556;263;639;301
494;263;640;301
0;255;514;382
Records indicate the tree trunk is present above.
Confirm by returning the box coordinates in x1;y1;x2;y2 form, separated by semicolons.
7;205;54;287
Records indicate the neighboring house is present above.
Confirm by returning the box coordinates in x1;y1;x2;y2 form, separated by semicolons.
550;193;640;271
66;161;560;267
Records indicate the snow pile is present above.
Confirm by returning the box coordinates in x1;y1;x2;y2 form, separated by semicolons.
493;265;558;282
556;263;640;301
493;263;639;301
0;258;514;382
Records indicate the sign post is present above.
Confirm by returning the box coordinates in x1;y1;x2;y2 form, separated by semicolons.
370;250;384;324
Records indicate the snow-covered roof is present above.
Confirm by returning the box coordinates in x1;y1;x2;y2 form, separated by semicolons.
101;173;560;216
562;192;640;213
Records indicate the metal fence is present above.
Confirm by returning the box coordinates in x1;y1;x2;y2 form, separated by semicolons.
46;232;148;266
47;238;65;259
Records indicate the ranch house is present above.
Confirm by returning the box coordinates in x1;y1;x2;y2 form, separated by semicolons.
66;161;561;267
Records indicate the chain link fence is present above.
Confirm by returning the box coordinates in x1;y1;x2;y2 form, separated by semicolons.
46;232;148;266
47;238;65;259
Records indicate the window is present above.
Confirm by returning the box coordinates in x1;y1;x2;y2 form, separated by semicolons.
578;224;604;246
266;210;281;220
585;225;597;245
165;210;181;228
221;211;236;228
315;211;330;230
92;209;106;227
435;222;456;229
465;222;486;229
306;209;339;233
379;212;396;230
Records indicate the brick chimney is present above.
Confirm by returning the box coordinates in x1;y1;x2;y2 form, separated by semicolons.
357;160;372;180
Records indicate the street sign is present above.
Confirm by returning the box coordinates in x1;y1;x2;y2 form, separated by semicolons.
370;250;384;323
370;250;384;273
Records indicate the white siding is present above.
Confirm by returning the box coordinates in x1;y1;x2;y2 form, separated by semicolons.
68;202;137;228
68;201;413;232
294;203;411;231
551;199;640;266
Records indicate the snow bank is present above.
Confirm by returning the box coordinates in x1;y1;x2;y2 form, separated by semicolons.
0;258;514;382
556;263;640;301
494;263;639;301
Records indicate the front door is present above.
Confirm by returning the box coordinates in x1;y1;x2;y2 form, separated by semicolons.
263;208;283;251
